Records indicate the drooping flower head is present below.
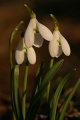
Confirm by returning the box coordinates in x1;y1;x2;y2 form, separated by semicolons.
15;6;71;65
15;37;36;65
49;14;71;58
24;4;53;48
15;5;53;65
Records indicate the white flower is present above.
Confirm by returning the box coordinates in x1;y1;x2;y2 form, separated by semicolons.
49;30;71;57
15;38;36;64
24;18;53;48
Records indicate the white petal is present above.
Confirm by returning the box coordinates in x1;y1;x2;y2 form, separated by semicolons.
24;20;35;48
15;50;24;64
37;20;53;41
53;30;62;58
34;33;43;47
30;18;36;29
56;46;62;58
60;33;71;56
15;38;25;64
49;40;59;57
27;47;36;64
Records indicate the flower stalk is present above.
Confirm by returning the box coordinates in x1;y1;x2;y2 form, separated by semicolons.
50;14;58;26
24;4;36;18
9;21;24;120
9;21;24;70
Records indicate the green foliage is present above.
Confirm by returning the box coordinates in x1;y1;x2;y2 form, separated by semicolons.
10;51;80;120
8;6;80;120
50;69;75;120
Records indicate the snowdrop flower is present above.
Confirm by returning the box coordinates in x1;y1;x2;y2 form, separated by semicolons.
15;38;36;65
24;5;53;48
49;14;71;58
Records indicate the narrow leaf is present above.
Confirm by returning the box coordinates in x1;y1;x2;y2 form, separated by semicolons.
59;78;80;120
26;61;45;120
31;60;45;99
26;59;64;120
50;69;75;120
22;61;29;120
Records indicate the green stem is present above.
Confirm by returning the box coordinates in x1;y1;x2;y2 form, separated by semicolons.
9;21;24;120
9;21;24;70
24;4;32;16
50;14;58;26
22;61;29;120
24;4;36;18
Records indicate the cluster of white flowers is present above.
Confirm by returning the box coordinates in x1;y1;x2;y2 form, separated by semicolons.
15;8;71;65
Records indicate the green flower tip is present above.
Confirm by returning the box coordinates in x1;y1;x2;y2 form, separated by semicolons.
24;4;36;18
30;11;36;19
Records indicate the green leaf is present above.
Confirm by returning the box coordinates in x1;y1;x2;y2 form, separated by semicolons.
46;59;54;102
49;77;61;102
22;61;29;120
25;61;45;120
39;59;64;94
59;77;80;120
9;21;24;120
31;60;45;99
26;59;64;120
50;69;75;120
27;99;41;120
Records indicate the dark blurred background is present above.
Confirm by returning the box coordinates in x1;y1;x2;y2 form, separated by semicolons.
0;0;80;119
